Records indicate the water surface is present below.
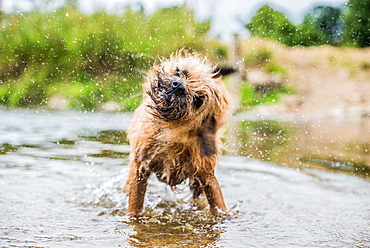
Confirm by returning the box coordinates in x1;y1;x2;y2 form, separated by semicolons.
0;109;369;247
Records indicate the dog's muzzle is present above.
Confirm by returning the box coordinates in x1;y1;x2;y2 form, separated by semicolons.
169;80;186;96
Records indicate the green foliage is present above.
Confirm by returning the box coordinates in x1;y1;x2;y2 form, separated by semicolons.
240;81;292;108
0;6;227;110
243;48;286;75
295;6;344;46
246;2;370;48
265;61;286;75
295;13;328;46
314;6;343;46
214;47;228;59
246;4;343;47
245;4;297;46
244;48;273;67
240;47;289;109
342;0;370;47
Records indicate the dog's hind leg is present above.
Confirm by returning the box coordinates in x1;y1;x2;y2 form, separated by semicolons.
190;179;203;199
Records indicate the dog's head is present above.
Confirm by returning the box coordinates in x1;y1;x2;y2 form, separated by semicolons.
145;52;228;122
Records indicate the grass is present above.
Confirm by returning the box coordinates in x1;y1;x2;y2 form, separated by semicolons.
240;82;293;108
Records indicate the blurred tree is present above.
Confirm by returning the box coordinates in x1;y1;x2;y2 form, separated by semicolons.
295;12;327;46
313;6;343;46
342;0;370;47
245;4;297;46
295;6;343;46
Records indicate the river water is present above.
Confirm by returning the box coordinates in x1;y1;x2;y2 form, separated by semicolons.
0;109;369;247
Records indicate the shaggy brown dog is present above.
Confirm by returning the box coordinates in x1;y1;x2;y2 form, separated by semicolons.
123;51;230;217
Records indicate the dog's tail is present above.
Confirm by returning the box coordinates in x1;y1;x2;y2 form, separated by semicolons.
212;66;238;78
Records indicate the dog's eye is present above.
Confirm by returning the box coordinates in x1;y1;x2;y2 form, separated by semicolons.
193;94;204;109
182;70;189;78
175;68;181;77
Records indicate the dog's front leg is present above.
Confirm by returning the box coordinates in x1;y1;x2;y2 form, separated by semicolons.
126;169;150;217
203;175;227;216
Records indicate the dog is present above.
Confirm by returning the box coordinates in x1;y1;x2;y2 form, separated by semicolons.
123;51;230;217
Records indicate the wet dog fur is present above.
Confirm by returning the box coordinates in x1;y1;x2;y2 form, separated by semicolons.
123;51;230;217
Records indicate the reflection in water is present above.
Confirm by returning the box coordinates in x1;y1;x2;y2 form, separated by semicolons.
80;129;129;145
226;115;370;178
119;207;225;247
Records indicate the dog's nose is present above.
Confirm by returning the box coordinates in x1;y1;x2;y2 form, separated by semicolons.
171;81;182;89
171;81;186;95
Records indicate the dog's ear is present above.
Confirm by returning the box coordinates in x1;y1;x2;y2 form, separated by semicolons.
198;115;216;157
212;66;237;78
